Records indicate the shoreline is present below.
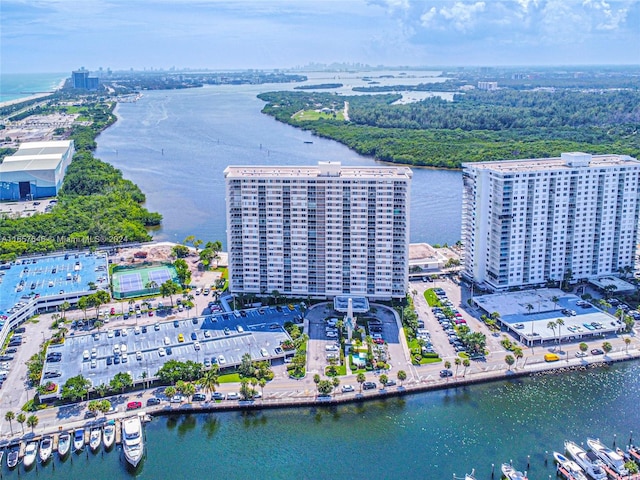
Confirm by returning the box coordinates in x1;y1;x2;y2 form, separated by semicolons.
0;78;66;110
2;346;638;446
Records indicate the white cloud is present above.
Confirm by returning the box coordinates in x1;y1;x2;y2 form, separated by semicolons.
438;1;486;31
420;6;437;27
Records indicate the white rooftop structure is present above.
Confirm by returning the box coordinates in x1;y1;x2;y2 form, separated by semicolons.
0;140;74;200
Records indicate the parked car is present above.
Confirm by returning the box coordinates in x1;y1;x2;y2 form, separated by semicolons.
362;381;376;390
192;393;206;402
591;348;605;355
127;401;142;410
440;369;453;378
341;384;355;393
147;397;161;406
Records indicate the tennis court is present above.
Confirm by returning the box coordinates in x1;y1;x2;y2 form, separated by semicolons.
111;264;179;299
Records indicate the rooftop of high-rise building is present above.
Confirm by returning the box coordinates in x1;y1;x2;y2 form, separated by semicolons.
463;152;640;173
224;162;413;179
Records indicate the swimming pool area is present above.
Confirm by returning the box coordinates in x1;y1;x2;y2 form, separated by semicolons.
0;251;109;320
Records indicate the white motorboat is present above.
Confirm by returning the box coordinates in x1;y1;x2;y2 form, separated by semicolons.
89;427;102;452
122;415;144;467
6;447;19;469
587;437;628;476
465;469;477;480
103;421;116;449
501;463;528;480
23;441;38;468
564;440;607;480
58;431;71;458
73;428;85;452
553;451;588;480
39;436;53;463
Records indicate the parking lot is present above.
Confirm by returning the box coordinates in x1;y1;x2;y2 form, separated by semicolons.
305;303;404;376
41;305;302;398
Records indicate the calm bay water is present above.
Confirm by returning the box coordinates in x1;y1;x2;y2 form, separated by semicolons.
3;362;639;479
94;80;462;247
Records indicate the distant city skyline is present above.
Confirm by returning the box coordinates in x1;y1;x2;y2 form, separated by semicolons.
2;0;639;74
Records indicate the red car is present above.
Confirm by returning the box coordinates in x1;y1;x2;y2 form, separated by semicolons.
126;401;142;410
110;307;116;315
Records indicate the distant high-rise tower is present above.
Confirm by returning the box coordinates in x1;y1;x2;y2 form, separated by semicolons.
72;68;90;89
72;67;99;90
461;152;640;291
225;162;412;300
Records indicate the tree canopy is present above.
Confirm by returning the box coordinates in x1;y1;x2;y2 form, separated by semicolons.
258;87;640;169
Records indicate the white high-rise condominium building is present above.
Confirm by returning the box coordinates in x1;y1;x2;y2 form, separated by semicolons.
461;152;640;291
225;162;412;300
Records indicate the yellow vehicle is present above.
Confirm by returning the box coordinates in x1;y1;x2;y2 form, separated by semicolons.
178;333;184;343
544;353;560;362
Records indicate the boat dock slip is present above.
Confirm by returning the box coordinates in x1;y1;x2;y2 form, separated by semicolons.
18;441;25;458
53;433;59;451
556;465;583;480
84;428;91;445
115;419;122;445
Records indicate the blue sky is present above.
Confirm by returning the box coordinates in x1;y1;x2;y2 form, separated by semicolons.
2;0;639;73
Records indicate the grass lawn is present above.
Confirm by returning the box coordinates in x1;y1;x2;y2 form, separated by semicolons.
325;364;347;376
424;289;442;307
292;109;345;121
218;372;241;383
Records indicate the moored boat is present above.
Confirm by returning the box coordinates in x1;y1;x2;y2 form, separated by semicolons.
586;437;628;476
122;415;144;467
89;427;102;452
501;463;527;480
39;436;53;463
553;451;588;480
103;420;116;449
465;469;477;480
58;431;71;458
73;428;85;452
7;446;19;469
564;440;607;480
23;441;38;468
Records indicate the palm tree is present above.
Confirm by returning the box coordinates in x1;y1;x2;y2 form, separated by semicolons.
87;400;100;416
356;372;366;392
26;414;38;433
250;378;258;398
331;376;340;396
624;337;631;354
462;359;470;376
397;370;407;386
259;378;267;399
551;295;560;311
5;411;15;434
182;382;196;401
454;358;461;377
313;374;321;392
505;354;515;370
556;318;565;348
59;301;71;320
602;341;612;355
579;342;588;354
98;400;112;417
525;303;534;315
513;347;523;368
546;321;557;349
199;366;220;397
164;385;177;399
17;413;26;434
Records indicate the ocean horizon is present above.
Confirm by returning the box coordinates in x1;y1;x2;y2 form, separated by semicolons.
0;72;68;104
